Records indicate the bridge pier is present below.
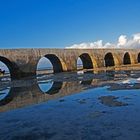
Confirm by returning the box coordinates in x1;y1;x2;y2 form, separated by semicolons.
10;59;39;80
0;49;39;80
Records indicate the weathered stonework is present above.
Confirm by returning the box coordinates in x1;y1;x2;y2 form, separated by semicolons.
0;48;140;80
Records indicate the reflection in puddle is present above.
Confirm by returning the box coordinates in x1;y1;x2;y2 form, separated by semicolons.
1;70;140;112
45;82;63;95
0;74;11;102
120;78;140;84
0;88;10;101
106;70;115;77
80;80;93;86
38;79;53;93
77;70;84;75
38;80;63;95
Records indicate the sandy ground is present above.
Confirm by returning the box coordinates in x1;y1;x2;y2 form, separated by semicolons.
1;65;140;139
1;83;140;140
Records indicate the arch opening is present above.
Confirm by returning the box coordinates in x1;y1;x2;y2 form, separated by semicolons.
77;53;93;70
0;57;11;104
123;52;131;65
137;53;140;63
104;53;115;67
77;57;83;70
0;57;11;81
37;57;53;75
37;54;64;76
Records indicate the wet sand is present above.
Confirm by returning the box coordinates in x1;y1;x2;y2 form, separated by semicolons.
1;66;140;139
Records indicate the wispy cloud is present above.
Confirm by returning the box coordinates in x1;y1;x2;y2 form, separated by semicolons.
66;33;140;49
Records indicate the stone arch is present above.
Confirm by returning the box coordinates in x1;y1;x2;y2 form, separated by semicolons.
78;53;94;69
38;54;67;73
0;56;17;80
137;53;140;63
104;53;115;67
123;52;131;65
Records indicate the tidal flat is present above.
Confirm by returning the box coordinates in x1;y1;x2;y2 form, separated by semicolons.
1;69;140;140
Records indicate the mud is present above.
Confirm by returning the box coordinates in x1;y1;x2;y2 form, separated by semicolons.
98;96;128;107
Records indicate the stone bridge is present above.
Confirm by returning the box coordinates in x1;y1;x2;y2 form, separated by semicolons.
0;48;140;80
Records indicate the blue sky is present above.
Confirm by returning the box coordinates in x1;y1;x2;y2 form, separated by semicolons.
0;0;140;48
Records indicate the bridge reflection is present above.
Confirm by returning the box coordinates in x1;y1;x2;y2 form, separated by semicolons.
38;81;63;95
0;70;140;112
0;80;85;112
